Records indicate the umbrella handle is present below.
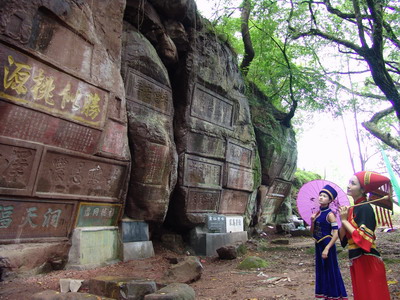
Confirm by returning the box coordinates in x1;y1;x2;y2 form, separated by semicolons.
349;195;389;207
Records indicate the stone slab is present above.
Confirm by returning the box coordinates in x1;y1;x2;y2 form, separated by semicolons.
190;228;248;257
218;189;249;214
0;199;75;241
223;163;254;192
123;241;154;261
183;154;223;190
186;188;220;213
205;214;226;233
121;220;149;242
226;139;253;168
35;147;129;201
67;227;120;269
226;216;244;233
0;136;43;196
0;43;108;129
75;203;122;227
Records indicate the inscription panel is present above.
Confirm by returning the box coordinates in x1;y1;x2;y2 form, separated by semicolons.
226;140;253;168
191;84;234;129
263;179;292;220
0;101;101;154
187;188;220;213
125;69;172;115
186;131;225;159
75;202;121;227
226;216;244;232
0;137;42;196
137;143;169;185
224;163;254;192
219;189;249;214
35;148;128;202
206;214;226;233
183;154;223;189
0;199;75;241
99;120;127;158
0;43;108;128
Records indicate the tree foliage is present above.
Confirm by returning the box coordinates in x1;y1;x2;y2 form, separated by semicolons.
201;0;400;155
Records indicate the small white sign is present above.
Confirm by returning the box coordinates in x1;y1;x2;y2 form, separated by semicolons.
226;216;244;232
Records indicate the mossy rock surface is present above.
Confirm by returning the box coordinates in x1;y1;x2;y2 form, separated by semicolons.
237;256;268;270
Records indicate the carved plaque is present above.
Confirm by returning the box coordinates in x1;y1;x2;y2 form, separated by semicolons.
0;101;102;154
134;143;169;185
187;188;220;213
226;140;253;168
0;43;108;129
191;84;234;129
183;154;223;189
224;163;254;192
219;189;249;214
0;137;43;196
226;216;244;232
206;214;226;233
186;131;225;159
75;202;122;227
125;69;172;115
99;120;127;158
263;179;292;218
0;199;75;241
35;148;128;202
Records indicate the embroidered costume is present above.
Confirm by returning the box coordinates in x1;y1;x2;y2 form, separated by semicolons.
313;206;348;300
340;171;391;300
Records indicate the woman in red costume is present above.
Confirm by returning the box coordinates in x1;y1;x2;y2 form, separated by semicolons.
339;171;391;300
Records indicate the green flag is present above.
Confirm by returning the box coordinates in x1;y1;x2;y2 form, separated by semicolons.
381;149;400;206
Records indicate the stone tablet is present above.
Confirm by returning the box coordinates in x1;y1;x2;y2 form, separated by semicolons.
0;199;75;241
186;131;226;159
191;84;234;129
219;189;250;214
187;188;220;213
206;214;226;233
226;216;244;233
223;163;254;192
0;43;108;129
75;202;122;227
183;154;223;189
35;148;128;201
125;68;172;116
0;136;43;196
0;101;102;154
226;139;253;168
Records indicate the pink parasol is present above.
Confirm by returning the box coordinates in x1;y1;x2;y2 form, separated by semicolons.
296;179;350;227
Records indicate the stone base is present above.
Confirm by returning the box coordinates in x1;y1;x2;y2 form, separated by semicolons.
66;227;120;270
190;229;248;256
123;241;155;261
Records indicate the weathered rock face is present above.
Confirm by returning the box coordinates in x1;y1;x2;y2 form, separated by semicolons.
0;0;129;241
0;0;297;250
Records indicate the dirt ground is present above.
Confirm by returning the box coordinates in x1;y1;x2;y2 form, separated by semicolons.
0;227;399;300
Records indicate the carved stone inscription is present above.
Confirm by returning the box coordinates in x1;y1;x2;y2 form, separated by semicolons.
100;120;127;157
125;69;172;115
224;163;254;192
219;189;249;214
0;199;75;240
75;202;121;227
183;154;223;189
36;149;128;201
187;131;225;159
191;84;234;129
263;179;291;218
0;43;108;128
135;143;168;185
226;140;253;168
0;101;101;154
187;188;220;213
0;137;42;195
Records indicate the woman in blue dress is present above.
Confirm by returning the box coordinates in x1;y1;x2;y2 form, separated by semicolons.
310;184;348;300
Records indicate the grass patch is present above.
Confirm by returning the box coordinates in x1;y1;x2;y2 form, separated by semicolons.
383;257;400;265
